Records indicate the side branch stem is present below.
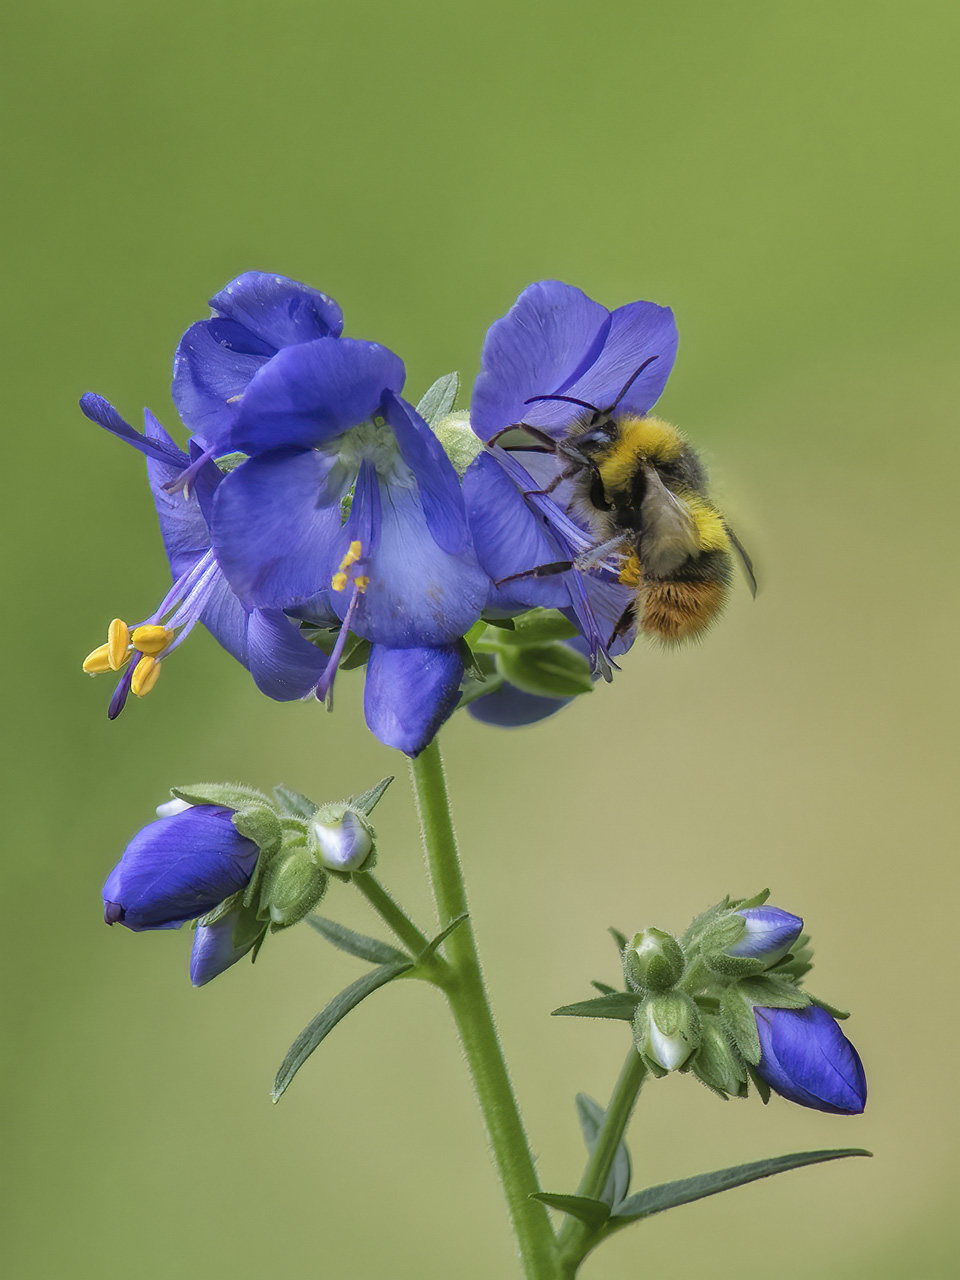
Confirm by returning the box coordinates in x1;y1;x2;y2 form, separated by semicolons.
409;738;558;1279
353;871;432;956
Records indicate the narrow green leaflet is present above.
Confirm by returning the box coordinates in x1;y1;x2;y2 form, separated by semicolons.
591;981;619;995
609;927;629;952
576;1094;632;1208
552;993;641;1022
272;960;412;1100
417;913;469;962
307;916;409;965
531;1193;611;1229
608;1148;871;1226
347;776;394;816
273;786;319;820
416;372;460;426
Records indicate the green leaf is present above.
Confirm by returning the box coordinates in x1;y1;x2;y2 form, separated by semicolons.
171;782;271;810
273;786;319;820
576;1094;632;1208
552;993;641;1022
505;608;580;645
417;913;468;962
609;927;628;952
307;916;409;965
530;1193;611;1229
591;981;619;995
272;960;412;1100
496;642;594;698
608;1149;871;1225
416;372;459;425
346;776;394;816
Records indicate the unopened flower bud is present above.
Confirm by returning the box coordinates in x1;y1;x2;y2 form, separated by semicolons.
190;907;262;987
309;808;374;872
102;806;259;932
634;992;701;1072
623;927;684;991
728;907;803;963
753;1005;867;1115
692;1017;747;1097
264;847;327;927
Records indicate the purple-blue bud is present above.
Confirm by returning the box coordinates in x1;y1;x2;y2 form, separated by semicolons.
102;806;259;932
754;1005;867;1115
728;906;803;961
190;910;259;986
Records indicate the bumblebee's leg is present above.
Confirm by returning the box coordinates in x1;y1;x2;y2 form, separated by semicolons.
723;522;758;597
608;600;637;646
488;422;560;449
495;561;574;586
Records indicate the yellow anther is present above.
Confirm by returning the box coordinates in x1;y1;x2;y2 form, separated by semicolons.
131;624;174;655
354;575;370;591
83;643;113;675
107;618;131;670
331;571;348;592
131;655;161;697
332;541;365;591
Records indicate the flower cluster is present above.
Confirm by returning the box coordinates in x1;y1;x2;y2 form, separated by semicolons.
560;891;867;1115
81;273;728;753
103;780;387;986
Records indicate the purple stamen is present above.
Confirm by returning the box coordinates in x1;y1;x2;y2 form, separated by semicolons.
315;581;364;709
107;662;136;720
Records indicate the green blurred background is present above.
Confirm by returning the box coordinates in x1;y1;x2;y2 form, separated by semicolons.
3;1;958;1275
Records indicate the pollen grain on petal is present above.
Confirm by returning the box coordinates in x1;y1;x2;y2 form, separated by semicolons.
83;643;113;674
131;655;161;697
131;624;174;655
107;618;131;670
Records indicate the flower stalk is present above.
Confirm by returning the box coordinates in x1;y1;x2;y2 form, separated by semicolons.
409;738;559;1279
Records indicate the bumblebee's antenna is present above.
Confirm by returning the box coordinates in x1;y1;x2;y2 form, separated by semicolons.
609;354;659;411
523;393;600;413
522;354;660;418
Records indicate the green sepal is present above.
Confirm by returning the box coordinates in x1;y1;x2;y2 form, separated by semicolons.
746;1062;771;1103
807;994;850;1020
171;783;271;811
680;896;732;948
730;887;771;912
502;608;579;646
457;636;487;683
272;959;413;1100
260;848;328;929
738;975;811;1011
576;1093;632;1208
416;372;460;427
496;642;593;699
606;1149;870;1227
552;993;641;1022
770;934;814;981
591;981;619;995
214;450;248;474
307;916;409;966
609;927;628;953
231;804;283;860
719;984;762;1064
691;1018;748;1097
431;410;483;476
530;1193;610;1229
416;913;468;963
273;786;319;820
345;776;394;817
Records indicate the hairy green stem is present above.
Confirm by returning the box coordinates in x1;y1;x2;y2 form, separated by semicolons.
409;738;559;1279
557;1049;647;1275
353;871;432;956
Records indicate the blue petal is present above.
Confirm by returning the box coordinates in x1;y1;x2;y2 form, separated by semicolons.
467;682;572;727
363;644;464;755
335;465;488;647
190;909;259;986
246;608;327;700
80;393;188;468
754;1006;867;1115
102;806;259;932
462;451;574;610
230;338;406;454
471;281;609;440
172;318;274;443
211;448;347;609
145;413;219;580
558;300;678;421
383;392;470;555
209;272;344;347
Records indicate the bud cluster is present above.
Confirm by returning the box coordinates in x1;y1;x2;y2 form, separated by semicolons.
102;777;391;986
620;891;866;1115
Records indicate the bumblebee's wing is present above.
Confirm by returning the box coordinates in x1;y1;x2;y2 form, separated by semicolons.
724;522;758;597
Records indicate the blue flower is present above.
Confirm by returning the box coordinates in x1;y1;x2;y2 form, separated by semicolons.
728;906;804;963
754;1005;867;1115
173;272;344;450
206;333;490;753
190;908;260;986
103;805;259;932
463;281;679;672
80;395;327;717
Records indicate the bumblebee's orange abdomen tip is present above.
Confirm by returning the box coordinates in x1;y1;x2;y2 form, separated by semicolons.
639;579;728;643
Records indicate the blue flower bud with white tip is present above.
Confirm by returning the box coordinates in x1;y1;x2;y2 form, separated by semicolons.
103;806;259;932
309;807;374;873
754;1005;867;1115
728;906;803;964
634;992;701;1072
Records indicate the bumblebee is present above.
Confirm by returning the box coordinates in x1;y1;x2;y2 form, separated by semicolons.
491;360;755;647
